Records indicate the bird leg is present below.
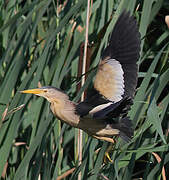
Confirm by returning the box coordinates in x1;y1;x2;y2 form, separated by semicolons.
92;135;115;144
104;144;115;163
92;135;116;163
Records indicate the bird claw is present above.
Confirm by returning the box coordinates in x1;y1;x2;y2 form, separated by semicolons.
104;151;113;163
104;143;115;163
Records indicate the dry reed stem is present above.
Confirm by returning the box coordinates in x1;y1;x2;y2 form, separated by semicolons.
77;0;91;180
56;167;75;180
1;105;8;122
1;162;8;178
152;152;166;180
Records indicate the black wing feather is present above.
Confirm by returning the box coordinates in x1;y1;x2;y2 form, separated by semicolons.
76;89;110;116
102;11;141;98
93;96;133;119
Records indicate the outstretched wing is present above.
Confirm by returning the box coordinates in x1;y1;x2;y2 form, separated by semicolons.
76;11;140;120
101;11;141;99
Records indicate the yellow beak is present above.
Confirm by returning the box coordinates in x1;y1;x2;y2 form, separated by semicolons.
20;89;45;94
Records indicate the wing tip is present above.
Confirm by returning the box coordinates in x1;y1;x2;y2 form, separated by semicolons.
102;10;141;63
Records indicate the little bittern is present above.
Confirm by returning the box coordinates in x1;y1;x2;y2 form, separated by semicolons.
21;11;141;143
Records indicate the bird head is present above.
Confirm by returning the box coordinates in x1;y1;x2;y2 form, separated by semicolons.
20;86;68;103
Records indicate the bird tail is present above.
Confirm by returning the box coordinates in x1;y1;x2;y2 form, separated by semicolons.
118;117;134;142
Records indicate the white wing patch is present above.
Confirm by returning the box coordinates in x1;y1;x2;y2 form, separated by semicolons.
89;102;113;114
94;59;124;102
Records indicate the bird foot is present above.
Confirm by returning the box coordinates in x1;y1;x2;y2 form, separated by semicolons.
104;143;115;163
104;151;113;163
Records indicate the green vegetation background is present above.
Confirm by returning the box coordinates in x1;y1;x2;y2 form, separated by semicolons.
0;0;169;179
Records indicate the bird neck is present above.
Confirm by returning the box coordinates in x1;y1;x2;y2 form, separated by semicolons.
50;99;80;127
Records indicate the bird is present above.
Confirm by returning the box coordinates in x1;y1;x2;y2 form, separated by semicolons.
21;11;141;144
